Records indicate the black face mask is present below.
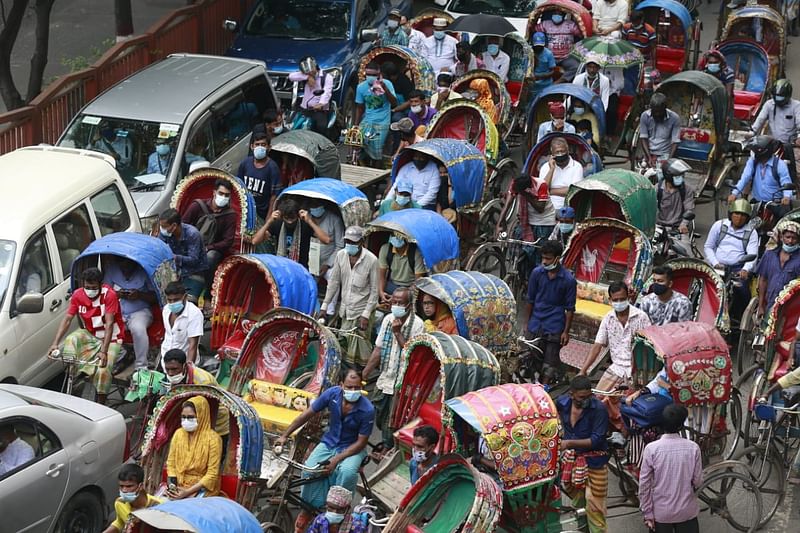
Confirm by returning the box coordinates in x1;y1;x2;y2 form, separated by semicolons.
651;283;669;296
284;220;298;232
554;153;570;165
576;397;592;409
413;159;427;170
533;47;544;54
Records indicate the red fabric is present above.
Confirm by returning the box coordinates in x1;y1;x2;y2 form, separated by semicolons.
255;329;304;384
506;81;523;105
510;177;549;242
654;45;686;75
67;285;124;342
670;272;720;327
123;304;165;346
678;128;710;143
733;91;762;120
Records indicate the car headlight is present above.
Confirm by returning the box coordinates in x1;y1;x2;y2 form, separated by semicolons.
139;215;159;235
324;67;343;92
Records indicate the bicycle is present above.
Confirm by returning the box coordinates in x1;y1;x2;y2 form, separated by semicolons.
513;335;571;396
466;232;542;304
47;349;102;401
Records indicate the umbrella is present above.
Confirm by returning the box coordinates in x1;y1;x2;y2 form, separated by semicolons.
447;14;517;36
569;36;645;67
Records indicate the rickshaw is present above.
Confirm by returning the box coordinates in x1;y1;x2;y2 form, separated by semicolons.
527;84;606;155
367;208;461;273
717;4;786;77
362;332;500;510
452;69;513;128
140;385;265;511
634;0;701;75
524;132;603;179
210;254;317;384
130;497;264;533
564;168;657;238
268;130;341;186
170;167;257;253
528;0;594;45
560;218;653;373
716;40;773;127
357;45;436;98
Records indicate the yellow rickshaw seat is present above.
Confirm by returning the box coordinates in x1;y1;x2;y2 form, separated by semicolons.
576;298;612;320
244;380;317;433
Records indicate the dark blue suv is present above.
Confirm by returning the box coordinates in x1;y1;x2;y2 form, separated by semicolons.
225;0;412;125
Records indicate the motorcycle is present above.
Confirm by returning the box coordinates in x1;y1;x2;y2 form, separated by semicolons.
652;212;700;263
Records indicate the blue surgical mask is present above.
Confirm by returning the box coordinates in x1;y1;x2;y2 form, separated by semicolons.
551;14;564;24
573;107;585;116
387;19;399;29
343;389;361;403
310;206;325;218
775;95;787;104
559;222;574;233
273;125;284;135
119;490;138;503
672;176;684;186
487;44;500;56
159;226;173;238
706;63;721;74
253;146;268;160
542;261;558;271
168;301;185;315
395;195;411;206
345;243;360;256
365;75;378;85
434;30;445;40
612;300;629;313
391;304;408;318
325;512;346;524
783;243;800;253
156;143;170;157
389;236;405;248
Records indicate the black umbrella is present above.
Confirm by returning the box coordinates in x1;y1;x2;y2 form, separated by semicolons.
446;14;517;36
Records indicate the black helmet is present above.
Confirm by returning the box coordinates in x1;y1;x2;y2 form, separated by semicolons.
773;79;793;101
747;135;777;158
661;158;691;179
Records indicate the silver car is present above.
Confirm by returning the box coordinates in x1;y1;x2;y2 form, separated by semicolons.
0;384;125;532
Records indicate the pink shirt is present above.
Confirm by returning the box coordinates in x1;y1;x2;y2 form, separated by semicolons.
536;20;582;60
638;433;703;523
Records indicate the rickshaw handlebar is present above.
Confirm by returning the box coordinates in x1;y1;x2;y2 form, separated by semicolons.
498;234;543;248
48;350;102;367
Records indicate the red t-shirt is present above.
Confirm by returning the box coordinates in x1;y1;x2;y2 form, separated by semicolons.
67;285;125;343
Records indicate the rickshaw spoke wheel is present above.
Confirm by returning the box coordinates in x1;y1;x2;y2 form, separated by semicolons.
696;471;762;532
723;386;743;460
465;246;506;279
733;445;785;527
743;372;769;449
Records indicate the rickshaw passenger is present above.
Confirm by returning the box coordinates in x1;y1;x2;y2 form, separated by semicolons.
252;196;331;269
728;135;793;205
378;180;421;216
656;159;695;246
377;234;427;302
49;267;124;405
537;102;577;143
420;292;457;334
549;206;576;246
481;36;510;82
238;131;283;220
274;369;375;533
638;93;680;165
362;287;425;450
423;18;458;74
541;136;584;209
430;73;460;110
104;257;158;370
401;16;426;55
557;375;610;533
355;61;397;168
407;90;437;129
535;9;583;63
759;340;800;483
387;152;441;209
157;208;208;302
379;9;408;47
391;119;424;162
308;198;345;278
637;265;693;326
757;223;800;317
409;425;440;485
532;33;556;97
573;60;611;111
306;485;368;533
469;78;499;123
702;51;735;113
101;463;162;533
166;396;222;499
161;281;203;363
454;41;484;77
593;0;628;38
622;11;655;58
580;281;652;432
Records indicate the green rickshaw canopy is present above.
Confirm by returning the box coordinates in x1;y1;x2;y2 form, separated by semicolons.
657;71;728;142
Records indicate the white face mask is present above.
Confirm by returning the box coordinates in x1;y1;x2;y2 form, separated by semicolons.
168;372;185;385
412;449;427;462
84;288;100;299
411;104;423;114
214;194;230;208
181;419;198;432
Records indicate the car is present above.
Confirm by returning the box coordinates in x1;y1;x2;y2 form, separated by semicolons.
0;384;126;533
435;0;534;35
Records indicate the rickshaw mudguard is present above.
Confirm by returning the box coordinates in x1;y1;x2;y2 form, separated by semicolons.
764;278;800;381
414;270;517;357
132;497;263;533
632;323;731;406
565;168;657;238
269;130;342;180
426;99;500;165
278;177;372;228
358;45;436;96
444;383;562;494
367;208;460;272
524;132;603;180
392;138;487;210
71;232;177;306
528;0;594;40
451;69;513;125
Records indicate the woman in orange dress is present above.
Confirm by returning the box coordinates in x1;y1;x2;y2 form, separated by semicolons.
420;293;458;335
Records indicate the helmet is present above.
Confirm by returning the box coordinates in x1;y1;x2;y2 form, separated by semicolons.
299;56;318;75
773;79;793;100
728;199;752;218
661;158;691;178
747;135;777;158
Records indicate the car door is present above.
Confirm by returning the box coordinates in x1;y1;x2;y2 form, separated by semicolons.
208;88;257;174
0;417;70;533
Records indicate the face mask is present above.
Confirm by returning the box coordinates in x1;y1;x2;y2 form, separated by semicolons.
84;288;100;299
345;243;360;256
783;243;800;253
365;75;378;85
215;194;230;208
387;19;399;29
612;300;629;313
395;195;411;206
437;86;449;93
573;107;585;116
487;44;500;56
434;30;445;40
389;236;405;248
253;146;268;160
168;301;185;315
576;397;592;409
706;63;721;74
651;283;669;296
559;222;574;233
168;372;185;385
412;449;427;462
775;95;787;105
542;261;558;271
119;490;138;503
411;104;423;114
551;14;563;24
413;159;427;170
159;226;173;238
310;206;325;218
325;512;346;525
672;176;684;187
392;304;408;319
181;419;198;432
273;125;284;135
554;153;570;165
156;144;170;157
344;389;361;403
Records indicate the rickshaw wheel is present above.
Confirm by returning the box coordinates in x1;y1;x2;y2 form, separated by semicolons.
258;507;293;533
696;470;762;532
338;86;357;132
489;158;517;199
735;299;760;376
722;386;744;460
742;370;770;449
733;445;786;527
478;199;503;242
465;244;506;279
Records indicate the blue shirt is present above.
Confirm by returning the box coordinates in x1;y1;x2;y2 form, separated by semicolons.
756;247;800;311
533;48;556;91
355;79;396;125
556;395;609;468
527;265;577;334
236;156;283;219
408;453;439;485
147;151;172;175
312;386;375;452
732;155;793;203
103;264;151;316
158;223;207;278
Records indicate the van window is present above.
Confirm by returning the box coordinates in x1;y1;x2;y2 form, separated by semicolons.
53;205;95;278
185;119;214;165
211;90;258;157
13;234;51;306
91;184;130;236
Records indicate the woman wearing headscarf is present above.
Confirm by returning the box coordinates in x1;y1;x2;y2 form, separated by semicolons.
166;395;223;499
469;78;498;123
419;292;458;335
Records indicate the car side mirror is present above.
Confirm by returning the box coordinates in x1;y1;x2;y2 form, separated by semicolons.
360;29;379;43
223;19;238;32
682;212;696;221
16;293;44;314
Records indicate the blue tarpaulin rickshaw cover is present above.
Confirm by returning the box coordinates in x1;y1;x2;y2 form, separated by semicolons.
133;496;262;533
246;254;318;316
369;208;460;271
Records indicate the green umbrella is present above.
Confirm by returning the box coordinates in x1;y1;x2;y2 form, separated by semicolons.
570;36;645;67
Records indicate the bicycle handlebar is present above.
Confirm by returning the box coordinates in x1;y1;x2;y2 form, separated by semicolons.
48;350;102;367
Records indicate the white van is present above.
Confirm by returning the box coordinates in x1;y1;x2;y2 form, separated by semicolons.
0;146;141;386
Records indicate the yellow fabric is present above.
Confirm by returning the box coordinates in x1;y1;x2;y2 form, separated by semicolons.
189;364;230;436
166;396;222;496
614;238;631;252
470;79;498;122
777;366;800;389
245;381;317;433
110;494;162;530
576;299;612;321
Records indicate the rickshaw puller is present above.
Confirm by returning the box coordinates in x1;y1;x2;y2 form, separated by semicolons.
655;158;695;250
757;222;800;318
751;79;800;181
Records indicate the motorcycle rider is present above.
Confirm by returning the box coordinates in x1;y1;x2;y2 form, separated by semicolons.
728;135;793;217
751;79;800;180
655;158;695;253
288;56;334;135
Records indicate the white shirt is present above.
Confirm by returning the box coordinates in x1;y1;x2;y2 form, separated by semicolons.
573;72;612;110
375;313;425;395
0;437;35;475
160;301;204;357
595;305;652;378
423;34;459;74
389;161;441;207
408;28;427;55
703;219;759;272
593;0;629;33
541;158;585;210
481;50;510;82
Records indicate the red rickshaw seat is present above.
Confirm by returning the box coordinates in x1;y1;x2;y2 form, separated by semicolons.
394;400;443;451
220;474;238;500
676;128;713;161
654;45;685;74
506;80;523;105
617;94;633;125
123;305;165;346
733;90;762;120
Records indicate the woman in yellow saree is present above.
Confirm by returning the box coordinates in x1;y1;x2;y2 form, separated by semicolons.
166;395;222;499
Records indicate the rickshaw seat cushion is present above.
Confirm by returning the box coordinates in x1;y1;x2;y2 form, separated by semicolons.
655;45;686;75
395;407;443;452
676;140;713;162
575;298;612;321
733;91;762;120
506;81;522;104
678;128;710;143
244;380;317;433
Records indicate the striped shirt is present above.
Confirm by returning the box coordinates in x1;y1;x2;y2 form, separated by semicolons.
622;22;656;54
67;285;124;343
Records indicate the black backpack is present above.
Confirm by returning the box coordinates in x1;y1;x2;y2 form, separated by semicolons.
193;199;232;246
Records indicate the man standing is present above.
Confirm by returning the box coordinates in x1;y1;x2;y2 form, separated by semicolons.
401;15;426;55
409;425;440;484
160;282;204;363
424;18;458;74
532;32;556;97
593;0;629;38
557;375;610;533
362;287;425;450
540;136;584;209
573;60;611;111
537;102;576;142
237;131;283;220
481;36;510;82
288;56;334;135
157;208;208;303
639;404;703;533
581;281;651;431
638;93;681;166
757;222;800;317
354;62;397;168
321;226;380;366
525;240;577;384
638;265;693;326
379;9;408;47
377;234;427;304
536;9;583;63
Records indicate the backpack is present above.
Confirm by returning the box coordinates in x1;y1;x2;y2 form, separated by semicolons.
193;199;232;246
714;220;754;254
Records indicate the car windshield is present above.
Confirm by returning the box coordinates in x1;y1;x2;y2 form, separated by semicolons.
0;240;16;310
449;0;537;17
244;0;351;39
58;115;183;190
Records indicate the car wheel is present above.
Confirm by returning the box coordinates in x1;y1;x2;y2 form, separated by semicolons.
55;491;104;533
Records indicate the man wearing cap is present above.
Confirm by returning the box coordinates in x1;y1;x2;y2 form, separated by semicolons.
535;10;583;63
387;152;441;210
406;90;437;130
540;137;584;210
306;485;367;532
288;56;334;135
377;181;421;216
390;117;424;161
424;18;459;74
430;73;461;110
638;93;681;166
757;222;800;317
573;60;611;110
401;15;426;55
454;41;484;77
380;9;408;47
593;0;629;38
537;103;577;143
355;61;397;168
481;36;510;82
321;226;380;366
532;32;556;97
550;206;576;246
